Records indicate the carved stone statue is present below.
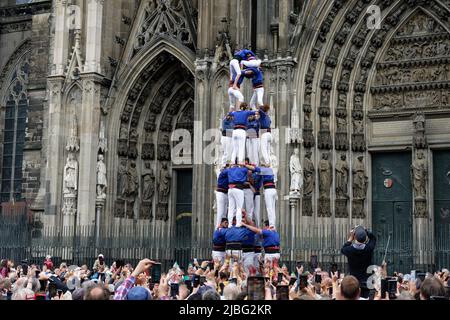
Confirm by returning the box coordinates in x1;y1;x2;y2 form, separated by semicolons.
303;151;315;197
353;155;368;199
118;159;128;197
127;161;139;197
142;171;155;201
411;151;427;200
289;148;302;194
319;152;332;199
63;153;78;195
335;153;349;199
158;163;171;203
96;154;107;199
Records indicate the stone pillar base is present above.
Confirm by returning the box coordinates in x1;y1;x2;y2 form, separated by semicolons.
414;198;428;218
302;196;313;216
335;198;348;218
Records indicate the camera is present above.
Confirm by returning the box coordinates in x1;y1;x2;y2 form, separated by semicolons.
315;273;322;284
200;276;206;286
277;273;283;283
299;274;308;290
151;262;161;283
193;274;201;287
388;278;397;299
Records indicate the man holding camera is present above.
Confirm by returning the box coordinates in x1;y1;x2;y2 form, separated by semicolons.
341;225;376;299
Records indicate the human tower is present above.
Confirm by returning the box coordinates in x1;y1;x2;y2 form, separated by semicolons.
212;49;281;275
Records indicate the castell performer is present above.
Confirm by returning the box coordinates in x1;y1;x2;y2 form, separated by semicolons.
252;167;263;228
228;52;244;111
236;49;262;69
241;67;265;110
227;162;258;227
221;114;233;166
228;103;256;165
212;218;229;264
246;113;260;166
241;215;257;275
243;158;255;223
225;215;247;263
258;104;272;167
261;166;277;228
215;164;229;229
242;220;280;268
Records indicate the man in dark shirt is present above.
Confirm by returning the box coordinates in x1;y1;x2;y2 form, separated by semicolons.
341;225;376;299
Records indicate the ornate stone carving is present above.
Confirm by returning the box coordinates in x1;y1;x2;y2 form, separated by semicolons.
318;198;331;218
115;199;125;218
117;159;128;199
66;113;80;152
96;154;107;200
128;129;139;159
319;152;332;200
413;112;427;148
126;201;134;219
289;148;302;195
335;154;349;199
302;197;313;217
63;153;78;195
318;115;332;149
133;0;195;57
303;113;315;148
412;150;427;201
157;163;171;221
141;143;155;160
335;198;348;218
140;202;153;221
127;161;139;198
335;116;348;151
142;171;156;202
303;150;315;198
352;155;368;200
98;120;107;153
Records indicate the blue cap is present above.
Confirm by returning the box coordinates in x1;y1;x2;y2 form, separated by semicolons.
126;286;152;300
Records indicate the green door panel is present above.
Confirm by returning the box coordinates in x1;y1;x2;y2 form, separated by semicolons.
433;150;450;269
372;152;413;274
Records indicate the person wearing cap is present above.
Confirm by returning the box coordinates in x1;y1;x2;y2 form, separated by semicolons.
212;218;229;264
341;225;376;299
215;165;230;229
241;220;280;269
92;254;108;282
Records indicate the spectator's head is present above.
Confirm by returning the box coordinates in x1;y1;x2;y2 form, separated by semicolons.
1;259;7;268
239;102;248;111
223;283;240;300
45;255;51;261
354;226;368;244
340;276;360;300
420;277;446;300
98;254;105;262
72;288;85;300
262;104;270;113
126;286;152;300
202;290;221;300
264;220;270;229
84;285;110;300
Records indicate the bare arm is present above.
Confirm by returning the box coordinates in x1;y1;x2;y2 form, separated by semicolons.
241;222;262;234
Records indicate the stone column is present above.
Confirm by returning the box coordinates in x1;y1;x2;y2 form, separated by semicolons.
192;57;212;259
53;0;69;75
84;0;104;73
77;76;102;225
45;77;64;221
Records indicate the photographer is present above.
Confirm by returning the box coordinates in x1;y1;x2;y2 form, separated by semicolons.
341;225;376;299
113;258;155;300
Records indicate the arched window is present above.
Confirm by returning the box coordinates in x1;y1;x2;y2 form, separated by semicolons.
1;56;30;203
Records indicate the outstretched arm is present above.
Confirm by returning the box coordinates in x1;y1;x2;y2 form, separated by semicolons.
241;222;262;234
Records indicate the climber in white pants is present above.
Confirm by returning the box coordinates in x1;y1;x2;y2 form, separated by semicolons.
221;115;233;166
229;104;255;165
215;165;229;228
258;104;273;166
246;114;260;166
252;169;263;227
261;167;277;228
228;56;244;111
